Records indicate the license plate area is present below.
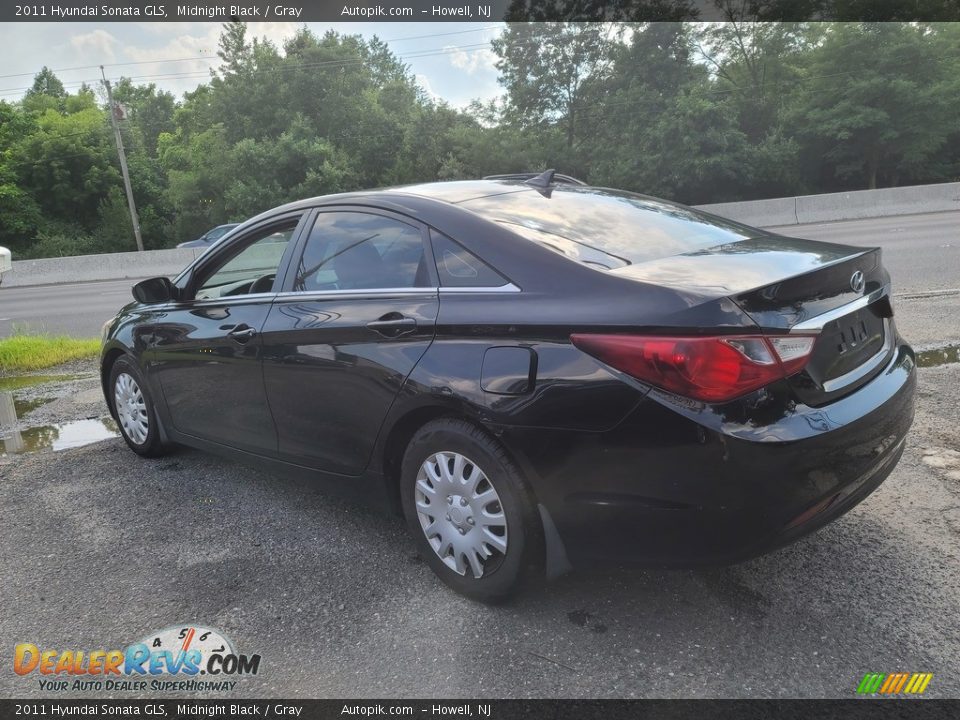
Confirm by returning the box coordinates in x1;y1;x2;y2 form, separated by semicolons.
817;306;888;382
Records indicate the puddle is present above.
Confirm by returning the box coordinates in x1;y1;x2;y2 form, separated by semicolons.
916;344;960;368
0;381;118;455
14;396;54;416
1;418;119;454
0;374;87;393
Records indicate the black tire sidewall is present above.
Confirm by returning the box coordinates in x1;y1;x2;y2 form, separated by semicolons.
401;419;542;602
109;356;163;457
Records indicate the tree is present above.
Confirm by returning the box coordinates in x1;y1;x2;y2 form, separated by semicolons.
22;67;67;114
789;23;955;189
492;23;621;152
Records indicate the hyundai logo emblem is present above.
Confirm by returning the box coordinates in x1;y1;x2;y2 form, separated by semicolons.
850;270;866;294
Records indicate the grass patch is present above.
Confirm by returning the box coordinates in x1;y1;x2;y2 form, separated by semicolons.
0;334;100;373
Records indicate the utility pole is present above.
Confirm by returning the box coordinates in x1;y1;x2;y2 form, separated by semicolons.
101;66;144;252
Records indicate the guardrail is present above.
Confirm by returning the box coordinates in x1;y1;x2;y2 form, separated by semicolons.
3;181;958;289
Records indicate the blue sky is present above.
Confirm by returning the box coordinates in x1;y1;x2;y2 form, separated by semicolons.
0;22;505;108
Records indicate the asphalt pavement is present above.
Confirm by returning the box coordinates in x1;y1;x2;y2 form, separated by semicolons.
1;210;958;338
0;277;142;337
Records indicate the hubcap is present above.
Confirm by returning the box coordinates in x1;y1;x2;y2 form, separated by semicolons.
114;372;149;445
415;452;508;578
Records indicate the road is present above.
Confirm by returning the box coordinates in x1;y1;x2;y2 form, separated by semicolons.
1;210;958;339
0;277;144;337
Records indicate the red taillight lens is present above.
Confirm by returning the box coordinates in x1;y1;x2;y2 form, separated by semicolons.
570;333;816;403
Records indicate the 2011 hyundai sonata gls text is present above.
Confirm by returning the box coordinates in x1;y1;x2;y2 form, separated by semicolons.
101;174;916;602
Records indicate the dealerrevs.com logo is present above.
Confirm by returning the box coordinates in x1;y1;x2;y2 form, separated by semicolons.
14;625;261;693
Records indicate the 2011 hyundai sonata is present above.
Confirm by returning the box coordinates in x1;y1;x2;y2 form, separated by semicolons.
101;171;916;601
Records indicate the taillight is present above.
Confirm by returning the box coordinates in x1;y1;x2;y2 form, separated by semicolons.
570;333;816;403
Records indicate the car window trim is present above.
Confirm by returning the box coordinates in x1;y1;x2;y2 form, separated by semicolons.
278;205;438;294
270;284;520;304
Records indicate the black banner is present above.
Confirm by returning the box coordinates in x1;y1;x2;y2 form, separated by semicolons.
2;0;960;23
1;700;960;720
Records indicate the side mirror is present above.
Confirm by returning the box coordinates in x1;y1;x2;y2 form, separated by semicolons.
132;276;175;304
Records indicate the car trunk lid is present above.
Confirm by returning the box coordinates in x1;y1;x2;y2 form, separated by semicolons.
610;236;894;406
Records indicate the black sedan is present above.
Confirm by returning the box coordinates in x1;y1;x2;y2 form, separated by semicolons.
101;172;916;601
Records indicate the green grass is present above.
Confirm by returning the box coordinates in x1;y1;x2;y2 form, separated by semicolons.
0;334;100;373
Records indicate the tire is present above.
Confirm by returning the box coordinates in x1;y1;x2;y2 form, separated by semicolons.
400;418;543;603
108;356;167;458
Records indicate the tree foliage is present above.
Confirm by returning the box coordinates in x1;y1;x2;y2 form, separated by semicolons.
0;21;957;259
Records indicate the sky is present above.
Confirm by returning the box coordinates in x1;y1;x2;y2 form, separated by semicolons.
0;22;505;108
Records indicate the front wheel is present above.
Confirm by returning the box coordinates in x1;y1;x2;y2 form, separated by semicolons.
400;419;543;603
109;356;167;457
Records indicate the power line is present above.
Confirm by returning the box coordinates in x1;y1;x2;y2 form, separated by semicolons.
0;41;500;97
0;24;503;82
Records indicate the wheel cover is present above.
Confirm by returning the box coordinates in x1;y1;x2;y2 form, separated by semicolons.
415;451;509;578
114;372;149;445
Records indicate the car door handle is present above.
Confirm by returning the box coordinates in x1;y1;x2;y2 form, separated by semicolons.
227;325;257;342
366;314;417;337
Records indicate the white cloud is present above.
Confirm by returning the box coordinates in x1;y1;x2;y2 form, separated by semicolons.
444;45;496;76
245;22;301;49
415;73;438;101
71;30;120;61
113;23;298;93
116;28;221;93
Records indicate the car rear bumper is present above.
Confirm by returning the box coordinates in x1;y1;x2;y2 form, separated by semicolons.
496;340;916;568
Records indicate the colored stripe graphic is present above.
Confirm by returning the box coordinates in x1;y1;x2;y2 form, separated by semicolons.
857;673;885;694
857;672;932;695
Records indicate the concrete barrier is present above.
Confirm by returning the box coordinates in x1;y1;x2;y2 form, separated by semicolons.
2;181;958;288
695;181;960;228
3;248;201;288
793;182;960;224
693;196;798;227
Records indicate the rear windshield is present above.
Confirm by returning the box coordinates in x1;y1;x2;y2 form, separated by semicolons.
460;186;761;269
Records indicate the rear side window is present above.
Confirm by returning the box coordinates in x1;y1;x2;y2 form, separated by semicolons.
460;186;759;269
294;211;429;291
430;230;509;288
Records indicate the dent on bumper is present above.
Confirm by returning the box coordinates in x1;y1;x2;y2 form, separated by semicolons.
501;343;917;567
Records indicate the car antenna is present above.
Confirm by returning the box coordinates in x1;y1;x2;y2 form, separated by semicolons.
524;169;556;189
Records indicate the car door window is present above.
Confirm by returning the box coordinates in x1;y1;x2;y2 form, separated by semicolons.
430;230;510;287
294;212;429;292
194;220;298;300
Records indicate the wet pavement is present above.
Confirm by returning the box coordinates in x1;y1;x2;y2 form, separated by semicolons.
916;343;960;368
0;361;118;460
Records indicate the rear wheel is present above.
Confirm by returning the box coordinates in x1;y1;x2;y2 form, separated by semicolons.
109;356;167;457
401;419;543;602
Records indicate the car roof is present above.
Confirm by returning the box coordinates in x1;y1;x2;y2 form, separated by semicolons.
252;179;536;218
386;179;535;204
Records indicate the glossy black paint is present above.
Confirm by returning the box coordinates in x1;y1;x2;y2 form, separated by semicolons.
261;290;439;473
102;180;916;567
